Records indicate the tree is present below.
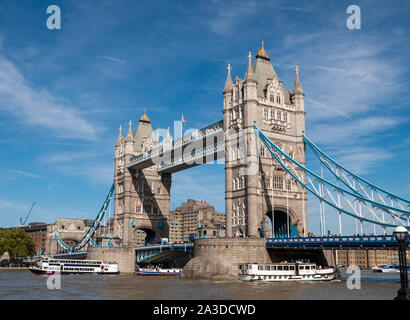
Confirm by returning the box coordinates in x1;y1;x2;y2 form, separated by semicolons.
0;228;36;258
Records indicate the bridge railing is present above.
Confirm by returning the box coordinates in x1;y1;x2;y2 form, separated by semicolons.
158;141;224;172
128;120;224;167
266;235;409;248
135;243;194;251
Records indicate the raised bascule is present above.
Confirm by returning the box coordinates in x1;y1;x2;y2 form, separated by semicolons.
53;42;410;276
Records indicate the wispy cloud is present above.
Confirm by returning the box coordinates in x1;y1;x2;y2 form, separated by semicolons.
97;56;126;64
0;55;99;140
203;1;258;35
308;116;407;145
38;150;106;165
57;163;114;186
0;168;49;182
278;31;406;122
6;169;48;180
328;147;395;175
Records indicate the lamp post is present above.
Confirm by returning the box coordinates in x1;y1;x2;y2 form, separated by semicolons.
393;226;409;300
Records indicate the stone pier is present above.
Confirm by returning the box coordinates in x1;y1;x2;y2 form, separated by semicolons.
181;237;272;280
87;247;135;274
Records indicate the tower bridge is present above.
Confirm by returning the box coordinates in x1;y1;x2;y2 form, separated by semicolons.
52;41;410;276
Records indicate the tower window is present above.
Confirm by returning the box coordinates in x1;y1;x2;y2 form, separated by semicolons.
270;93;274;102
263;108;269;119
286;179;292;191
144;204;152;214
275;109;279;120
273;175;284;190
239;176;244;189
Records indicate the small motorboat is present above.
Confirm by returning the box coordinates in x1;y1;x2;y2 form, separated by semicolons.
134;266;181;276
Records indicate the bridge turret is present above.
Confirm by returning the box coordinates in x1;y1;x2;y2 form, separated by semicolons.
223;64;233;95
124;120;134;156
115;125;124;159
292;66;305;111
292;66;306;139
243;51;259;238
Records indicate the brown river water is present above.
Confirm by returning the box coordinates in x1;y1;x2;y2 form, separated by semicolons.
0;269;402;300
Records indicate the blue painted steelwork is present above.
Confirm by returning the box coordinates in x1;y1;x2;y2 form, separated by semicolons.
303;133;410;227
128;120;224;170
54;184;115;252
303;133;410;206
135;243;194;263
266;235;410;249
253;123;410;229
53;251;87;259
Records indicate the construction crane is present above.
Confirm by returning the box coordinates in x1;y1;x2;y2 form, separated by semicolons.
19;202;36;226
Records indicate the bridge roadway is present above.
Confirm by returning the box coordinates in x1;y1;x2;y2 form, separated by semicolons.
266;235;410;249
53;235;409;263
134;235;410;263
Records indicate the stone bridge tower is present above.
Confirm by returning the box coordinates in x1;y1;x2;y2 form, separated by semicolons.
113;112;171;247
223;42;308;239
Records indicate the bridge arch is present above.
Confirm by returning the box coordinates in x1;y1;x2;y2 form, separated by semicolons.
134;227;157;246
263;206;298;238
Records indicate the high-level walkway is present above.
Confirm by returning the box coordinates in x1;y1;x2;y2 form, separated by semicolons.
127;120;224;173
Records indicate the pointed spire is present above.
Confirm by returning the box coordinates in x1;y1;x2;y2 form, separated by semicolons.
245;51;257;82
293;66;304;95
223;64;233;94
126;120;133;140
116;125;123;147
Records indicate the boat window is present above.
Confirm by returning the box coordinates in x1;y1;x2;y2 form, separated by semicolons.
299;266;304;270
258;266;264;270
289;266;294;270
264;265;270;270
311;266;316;269
284;266;289;271
277;266;282;271
271;266;277;271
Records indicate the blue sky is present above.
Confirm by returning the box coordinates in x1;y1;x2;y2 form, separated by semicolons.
0;0;409;236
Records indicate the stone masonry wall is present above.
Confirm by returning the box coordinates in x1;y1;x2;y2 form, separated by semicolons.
181;238;272;280
87;247;135;274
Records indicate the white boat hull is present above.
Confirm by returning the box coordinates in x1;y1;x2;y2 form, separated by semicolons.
239;272;337;282
238;262;339;282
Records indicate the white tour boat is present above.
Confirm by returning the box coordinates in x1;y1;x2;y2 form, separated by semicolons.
238;262;339;282
29;257;119;275
134;266;181;276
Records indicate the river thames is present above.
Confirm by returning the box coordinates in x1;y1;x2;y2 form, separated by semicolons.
0;269;401;300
